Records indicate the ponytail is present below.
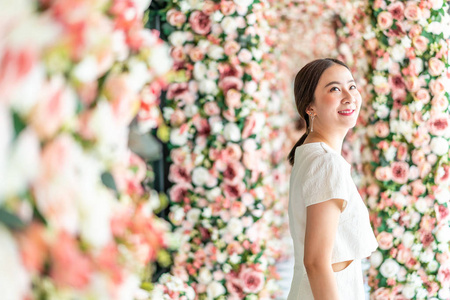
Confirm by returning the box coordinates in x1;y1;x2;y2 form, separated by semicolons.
288;133;308;166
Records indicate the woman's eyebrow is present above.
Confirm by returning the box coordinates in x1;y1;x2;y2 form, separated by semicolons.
324;79;355;88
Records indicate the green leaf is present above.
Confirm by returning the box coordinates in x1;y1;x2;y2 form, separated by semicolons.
0;208;25;229
101;172;117;192
12;111;26;139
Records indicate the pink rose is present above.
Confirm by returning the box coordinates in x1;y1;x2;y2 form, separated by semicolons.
238;49;253;64
169;183;192;202
189;47;205;62
399;106;412;121
240;268;265;294
219;76;244;96
169;164;192;184
30;77;76;139
167;9;187;28
405;76;421;92
428;113;449;136
167;82;195;105
170;109;187;126
419;162;432;179
170;148;188;165
404;3;421;20
221;1;236;16
391;161;409;184
242;114;258;139
218;63;244;80
377;231;394;250
413;36;429;53
193;117;211;136
409;24;423;38
396;143;408;161
230;201;246;217
223;161;245;184
16;222;47;273
436;164;450;185
223;143;243;161
374;121;390;138
224;40;241;56
50;231;93;289
432;94;449;111
222;181;246;200
375;166;392;182
189;11;211;35
388;2;405;20
396;248;412;264
225;89;242;109
377;11;393;30
203;101;220;116
226;271;244;299
415;88;430;104
428;57;445;76
411;180;426;196
429;77;446;96
389;74;406;90
171;46;186;61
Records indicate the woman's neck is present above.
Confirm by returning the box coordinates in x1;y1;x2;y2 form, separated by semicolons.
303;131;346;154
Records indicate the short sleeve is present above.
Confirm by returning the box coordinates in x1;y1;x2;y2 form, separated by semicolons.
300;153;351;208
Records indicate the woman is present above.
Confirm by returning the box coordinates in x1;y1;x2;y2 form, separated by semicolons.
287;58;378;300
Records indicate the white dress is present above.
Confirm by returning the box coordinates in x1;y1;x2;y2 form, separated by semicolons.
287;142;378;300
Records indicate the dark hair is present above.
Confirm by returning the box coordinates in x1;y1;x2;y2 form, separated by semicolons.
287;58;350;166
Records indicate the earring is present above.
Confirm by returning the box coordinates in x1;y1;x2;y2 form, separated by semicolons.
309;113;315;133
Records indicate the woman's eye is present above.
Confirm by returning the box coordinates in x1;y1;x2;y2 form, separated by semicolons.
350;85;357;90
330;87;340;92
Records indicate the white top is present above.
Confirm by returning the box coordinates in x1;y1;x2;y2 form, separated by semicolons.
287;142;378;300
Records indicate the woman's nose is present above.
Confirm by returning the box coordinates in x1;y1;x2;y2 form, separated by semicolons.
342;90;355;104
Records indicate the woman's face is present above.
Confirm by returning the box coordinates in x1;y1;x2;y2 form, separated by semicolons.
309;64;362;132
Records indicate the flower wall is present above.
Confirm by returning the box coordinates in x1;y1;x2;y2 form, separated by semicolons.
153;0;292;298
361;1;450;299
0;0;172;298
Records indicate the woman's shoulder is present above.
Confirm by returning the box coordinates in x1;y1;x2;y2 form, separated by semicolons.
294;142;349;171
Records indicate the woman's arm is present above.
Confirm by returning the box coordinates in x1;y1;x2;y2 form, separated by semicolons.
304;198;344;300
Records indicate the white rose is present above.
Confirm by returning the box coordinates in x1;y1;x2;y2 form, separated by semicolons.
192;167;210;186
370;251;383;268
376;57;390;71
3;128;40;198
435;187;450;204
127;58;151;92
194;62;207;80
372;75;388;87
379;258;400;278
376;104;389;118
10;65;45;117
430;0;444;10
209;116;223;134
227;217;243;237
427;260;439;272
391;44;406;62
168;31;187;46
221;16;238;34
229;252;241;264
199;79;218;95
198;267;212;285
411;58;424;74
251;47;263;61
392;192;406;208
402;231;415;248
237;48;253;63
414;198;428;213
186;208;201;224
208;44;224;60
402;284;415;299
72;56;98;83
430;137;449;156
439;287;450;299
244;80;257;94
216;251;228;264
170;127;188;146
233;0;253;8
223;123;241;142
206;187;221;201
0;225;29;300
163;107;175;121
206;282;226;298
184;104;198;118
436;225;450;243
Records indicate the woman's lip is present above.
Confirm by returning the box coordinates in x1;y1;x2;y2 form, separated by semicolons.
338;109;355;116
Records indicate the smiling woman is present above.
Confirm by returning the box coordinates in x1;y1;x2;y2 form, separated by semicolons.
287;58;378;300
